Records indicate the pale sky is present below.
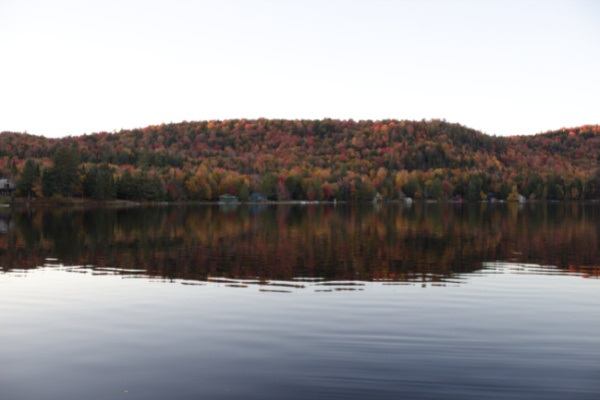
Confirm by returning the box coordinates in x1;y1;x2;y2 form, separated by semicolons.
1;0;599;137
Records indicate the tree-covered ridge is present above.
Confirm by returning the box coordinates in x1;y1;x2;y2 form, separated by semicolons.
1;119;600;201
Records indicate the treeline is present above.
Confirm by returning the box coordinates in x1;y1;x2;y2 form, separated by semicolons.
2;119;600;202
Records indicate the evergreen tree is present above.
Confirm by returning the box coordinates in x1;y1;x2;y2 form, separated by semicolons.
17;159;40;198
84;165;116;200
116;171;138;200
584;170;600;200
42;169;59;197
259;173;278;200
42;146;80;197
466;176;483;202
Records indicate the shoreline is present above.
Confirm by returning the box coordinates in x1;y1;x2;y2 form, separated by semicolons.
5;197;600;210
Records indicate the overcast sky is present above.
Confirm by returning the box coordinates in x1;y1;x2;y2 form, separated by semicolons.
1;0;599;137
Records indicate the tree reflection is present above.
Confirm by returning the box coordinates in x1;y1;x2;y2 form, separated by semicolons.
1;203;599;282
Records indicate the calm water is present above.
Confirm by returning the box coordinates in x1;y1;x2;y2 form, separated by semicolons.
1;204;600;399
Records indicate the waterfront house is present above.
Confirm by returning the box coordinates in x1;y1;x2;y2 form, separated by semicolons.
0;178;15;196
219;194;240;203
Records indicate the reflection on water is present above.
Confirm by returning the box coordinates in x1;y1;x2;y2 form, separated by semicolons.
2;204;600;399
1;203;600;283
4;260;597;293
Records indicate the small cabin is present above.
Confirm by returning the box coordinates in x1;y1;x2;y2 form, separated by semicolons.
0;178;15;196
219;194;240;203
249;192;267;203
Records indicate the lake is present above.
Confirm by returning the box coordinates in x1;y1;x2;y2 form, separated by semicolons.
1;203;600;399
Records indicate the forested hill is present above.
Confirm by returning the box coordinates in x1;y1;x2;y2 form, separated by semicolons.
1;119;600;202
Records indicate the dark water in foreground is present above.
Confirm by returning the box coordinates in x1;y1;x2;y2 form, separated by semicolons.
1;204;600;399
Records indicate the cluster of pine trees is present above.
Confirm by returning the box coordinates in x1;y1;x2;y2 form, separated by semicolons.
3;119;600;202
16;148;166;201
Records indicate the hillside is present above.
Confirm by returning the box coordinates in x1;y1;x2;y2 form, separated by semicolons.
1;119;600;202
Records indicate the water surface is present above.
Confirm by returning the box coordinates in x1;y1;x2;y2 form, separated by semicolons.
1;204;599;399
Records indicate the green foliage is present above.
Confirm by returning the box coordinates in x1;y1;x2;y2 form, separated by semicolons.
42;146;80;197
425;178;443;200
116;171;165;201
83;165;116;200
352;179;375;202
284;175;304;200
259;173;278;200
466;176;483;202
238;181;249;202
584;170;600;200
546;175;565;201
16;159;39;197
402;177;422;199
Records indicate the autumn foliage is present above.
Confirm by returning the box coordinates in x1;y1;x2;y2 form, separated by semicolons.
1;119;600;201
